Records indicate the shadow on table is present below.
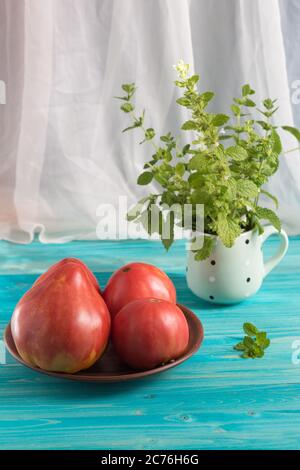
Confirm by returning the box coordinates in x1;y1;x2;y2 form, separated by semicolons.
13;366;170;400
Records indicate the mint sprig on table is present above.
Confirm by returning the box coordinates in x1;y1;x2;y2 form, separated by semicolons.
116;61;300;260
234;322;271;358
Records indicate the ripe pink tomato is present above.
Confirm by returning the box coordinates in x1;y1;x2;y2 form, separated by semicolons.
33;257;100;292
11;260;110;373
103;262;176;318
112;298;189;370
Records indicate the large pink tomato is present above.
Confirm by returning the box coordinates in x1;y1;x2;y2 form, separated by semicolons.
112;298;189;370
103;262;176;318
11;259;110;373
33;257;100;292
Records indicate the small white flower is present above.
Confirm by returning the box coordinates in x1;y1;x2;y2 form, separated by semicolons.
220;128;226;135
173;60;190;79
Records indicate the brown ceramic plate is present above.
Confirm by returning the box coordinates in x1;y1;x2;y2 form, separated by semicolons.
4;304;203;383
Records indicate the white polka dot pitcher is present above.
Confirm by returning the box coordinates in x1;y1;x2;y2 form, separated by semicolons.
186;226;289;304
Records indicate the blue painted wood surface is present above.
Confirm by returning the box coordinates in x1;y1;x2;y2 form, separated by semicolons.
0;237;299;450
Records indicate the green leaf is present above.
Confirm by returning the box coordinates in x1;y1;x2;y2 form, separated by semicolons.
211;114;230;126
256;207;281;232
255;331;271;350
114;95;129;101
190;189;210;205
243;98;256;107
243;322;258;337
145;128;155;140
231;104;240;116
216;214;241;248
194;236;215;261
263;98;274;110
181;120;198;131
260;189;279;209
234;341;246;351
122;83;136;94
137;172;153;185
188;154;209;171
188;173;204;188
174;80;185;88
251;344;264;358
268;106;279;117
219;134;233;140
127;208;141;222
237;180;259;199
123;124;138;133
140;128;155;144
176;97;190;107
254;217;265;235
234;97;244;105
142;205;166;237
161;211;174;251
163;151;172;162
154;173;167;186
127;197;149;221
271;128;282;154
137;209;151;235
175;162;186;177
200;91;215;105
260;153;279;177
257;108;271;118
188;74;200;87
242;84;251;97
226;145;248;161
182;144;190;154
256;331;266;345
243;336;255;348
226;178;237;199
256;120;272;131
122;116;144;133
120;103;134;113
261;338;270;350
282;125;300;142
161;191;176;206
160;132;173;143
235;322;270;358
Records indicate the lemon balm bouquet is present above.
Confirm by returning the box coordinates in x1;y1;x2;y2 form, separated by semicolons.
116;61;299;356
116;60;299;261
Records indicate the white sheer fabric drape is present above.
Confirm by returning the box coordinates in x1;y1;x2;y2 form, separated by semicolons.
0;0;299;243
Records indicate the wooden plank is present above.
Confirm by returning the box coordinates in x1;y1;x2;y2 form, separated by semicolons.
0;237;299;449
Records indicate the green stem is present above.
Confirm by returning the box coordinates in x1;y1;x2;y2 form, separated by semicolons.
236;113;241;144
254;118;271;209
130;111;159;152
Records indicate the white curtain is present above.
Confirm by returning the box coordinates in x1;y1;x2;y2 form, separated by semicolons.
0;0;299;243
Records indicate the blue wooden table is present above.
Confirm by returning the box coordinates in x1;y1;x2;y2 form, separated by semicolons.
0;237;299;450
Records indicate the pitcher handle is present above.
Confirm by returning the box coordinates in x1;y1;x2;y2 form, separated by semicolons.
260;225;289;278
